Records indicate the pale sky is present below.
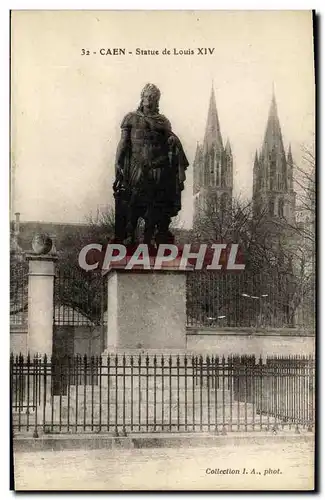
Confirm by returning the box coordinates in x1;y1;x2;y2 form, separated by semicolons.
11;10;315;228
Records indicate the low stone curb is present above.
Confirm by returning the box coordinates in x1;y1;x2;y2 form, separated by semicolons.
13;431;314;452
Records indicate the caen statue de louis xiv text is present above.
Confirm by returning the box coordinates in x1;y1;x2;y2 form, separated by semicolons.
81;47;215;56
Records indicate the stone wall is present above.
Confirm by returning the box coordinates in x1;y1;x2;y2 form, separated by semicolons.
10;325;103;356
10;325;315;359
186;329;315;359
10;326;28;356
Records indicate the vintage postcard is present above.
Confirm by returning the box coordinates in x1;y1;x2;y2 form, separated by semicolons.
10;10;316;491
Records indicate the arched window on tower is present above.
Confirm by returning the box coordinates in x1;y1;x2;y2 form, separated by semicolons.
211;193;218;213
204;157;209;187
276;172;280;190
216;160;220;186
268;198;275;216
282;160;287;190
208;147;214;186
278;198;284;218
221;169;226;187
270;156;276;190
227;157;232;187
209;153;213;185
221;156;226;187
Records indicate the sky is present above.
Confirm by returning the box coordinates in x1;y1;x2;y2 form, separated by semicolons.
11;10;315;228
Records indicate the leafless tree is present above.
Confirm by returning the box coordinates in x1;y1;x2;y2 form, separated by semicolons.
190;150;315;330
50;206;116;325
10;252;28;318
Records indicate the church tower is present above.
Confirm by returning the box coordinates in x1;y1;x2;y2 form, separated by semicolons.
193;86;233;228
252;91;296;224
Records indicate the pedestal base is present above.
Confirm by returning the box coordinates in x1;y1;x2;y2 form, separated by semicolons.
106;270;186;352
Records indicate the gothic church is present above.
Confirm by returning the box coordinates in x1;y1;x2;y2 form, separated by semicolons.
193;86;296;227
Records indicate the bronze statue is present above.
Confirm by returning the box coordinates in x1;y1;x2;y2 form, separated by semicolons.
113;83;188;245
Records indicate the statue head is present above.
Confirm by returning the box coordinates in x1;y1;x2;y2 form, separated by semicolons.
138;83;161;114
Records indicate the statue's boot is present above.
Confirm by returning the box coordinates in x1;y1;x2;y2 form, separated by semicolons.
155;230;175;246
123;236;135;246
143;218;156;246
155;215;174;245
143;232;154;246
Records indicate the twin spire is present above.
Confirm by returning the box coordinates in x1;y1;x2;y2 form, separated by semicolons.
204;83;289;158
261;87;285;158
193;84;233;198
256;88;292;174
203;84;224;152
195;82;295;224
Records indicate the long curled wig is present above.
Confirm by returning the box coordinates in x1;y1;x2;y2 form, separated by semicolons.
137;83;161;114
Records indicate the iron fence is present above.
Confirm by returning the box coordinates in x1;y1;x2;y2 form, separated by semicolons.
186;271;315;330
10;260;28;325
53;269;107;326
11;353;315;437
14;266;313;330
10;249;315;331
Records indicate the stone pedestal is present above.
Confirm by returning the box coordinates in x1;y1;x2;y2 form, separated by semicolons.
27;254;57;356
106;270;187;352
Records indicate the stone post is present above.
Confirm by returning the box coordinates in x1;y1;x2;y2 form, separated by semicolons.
26;253;57;356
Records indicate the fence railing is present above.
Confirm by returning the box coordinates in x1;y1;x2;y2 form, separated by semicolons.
53;270;107;326
11;263;314;330
11;354;315;437
10;260;28;325
186;271;315;330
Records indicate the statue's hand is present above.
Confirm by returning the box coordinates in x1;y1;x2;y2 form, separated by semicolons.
113;165;124;193
115;164;124;176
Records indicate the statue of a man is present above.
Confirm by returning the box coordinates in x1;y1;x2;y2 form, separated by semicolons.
114;83;189;245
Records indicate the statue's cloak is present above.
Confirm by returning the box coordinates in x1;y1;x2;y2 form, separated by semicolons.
115;110;189;217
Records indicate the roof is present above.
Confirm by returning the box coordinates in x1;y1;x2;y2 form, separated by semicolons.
10;221;93;252
10;220;193;252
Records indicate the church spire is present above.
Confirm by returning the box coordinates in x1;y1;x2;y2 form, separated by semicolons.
287;143;293;164
287;143;294;191
194;141;201;161
254;150;259;169
225;138;232;154
193;84;233;230
262;90;285;157
253;150;260;195
252;90;296;225
203;85;223;152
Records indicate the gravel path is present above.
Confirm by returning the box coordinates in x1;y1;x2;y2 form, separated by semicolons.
14;440;314;491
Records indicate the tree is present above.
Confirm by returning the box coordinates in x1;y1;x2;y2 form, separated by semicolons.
190;162;316;330
52;205;116;325
10;251;28;320
276;145;316;328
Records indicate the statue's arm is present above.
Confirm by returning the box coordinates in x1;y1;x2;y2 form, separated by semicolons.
115;129;130;174
161;116;189;169
160;115;179;144
115;113;133;174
